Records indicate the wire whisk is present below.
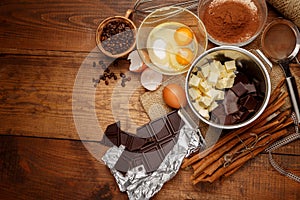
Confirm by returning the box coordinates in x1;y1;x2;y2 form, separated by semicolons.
134;0;199;16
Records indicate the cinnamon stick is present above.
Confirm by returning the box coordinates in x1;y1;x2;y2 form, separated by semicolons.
202;114;287;176
182;91;287;169
193;129;289;184
192;118;293;184
268;78;285;105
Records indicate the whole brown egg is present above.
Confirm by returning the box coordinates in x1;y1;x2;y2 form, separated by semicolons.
162;84;187;109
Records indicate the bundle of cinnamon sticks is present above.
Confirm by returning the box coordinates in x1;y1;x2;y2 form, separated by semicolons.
182;78;294;184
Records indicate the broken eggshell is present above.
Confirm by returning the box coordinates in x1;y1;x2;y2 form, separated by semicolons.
140;68;163;91
128;50;148;73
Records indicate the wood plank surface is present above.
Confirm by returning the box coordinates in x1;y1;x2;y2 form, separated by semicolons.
0;135;299;200
0;0;300;199
0;0;136;53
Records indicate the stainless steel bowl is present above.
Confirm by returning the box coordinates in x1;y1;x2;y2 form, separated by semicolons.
185;46;271;129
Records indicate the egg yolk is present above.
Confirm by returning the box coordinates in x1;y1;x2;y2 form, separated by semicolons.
176;48;194;66
174;27;194;46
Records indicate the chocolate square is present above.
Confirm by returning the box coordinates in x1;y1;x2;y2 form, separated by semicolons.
231;82;248;97
151;118;172;142
242;95;258;112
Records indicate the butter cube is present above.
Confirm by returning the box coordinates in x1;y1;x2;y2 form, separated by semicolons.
216;90;225;100
197;71;205;79
210;60;221;72
226;77;235;88
217;77;235;89
208;101;219;112
217;63;226;72
224;60;236;72
193;102;210;119
199;96;213;108
219;70;228;79
201;63;210;78
207;72;219;86
192;101;203;111
206;88;218;100
199;80;211;93
227;71;236;78
207;88;224;101
189;74;201;88
189;87;201;100
199;107;210;120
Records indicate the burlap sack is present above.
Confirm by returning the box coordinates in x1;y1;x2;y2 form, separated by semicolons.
267;0;300;28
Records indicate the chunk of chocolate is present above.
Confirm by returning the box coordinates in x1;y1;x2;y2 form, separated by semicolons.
231;82;248;97
242;95;258;112
102;110;185;173
234;72;249;84
223;90;239;115
245;83;257;94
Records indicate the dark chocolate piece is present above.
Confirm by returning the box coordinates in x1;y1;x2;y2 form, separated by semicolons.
242;95;258;112
245;83;257;94
223;90;239;115
102;110;185;173
234;72;249;84
231;82;248;97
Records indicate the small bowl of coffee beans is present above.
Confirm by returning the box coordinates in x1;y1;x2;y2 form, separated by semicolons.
96;9;137;58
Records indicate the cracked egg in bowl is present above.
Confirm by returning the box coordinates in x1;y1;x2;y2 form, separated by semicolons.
137;6;208;75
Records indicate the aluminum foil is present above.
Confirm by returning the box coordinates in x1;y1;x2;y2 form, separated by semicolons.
102;125;205;200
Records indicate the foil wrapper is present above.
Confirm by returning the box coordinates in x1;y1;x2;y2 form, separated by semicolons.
102;125;205;200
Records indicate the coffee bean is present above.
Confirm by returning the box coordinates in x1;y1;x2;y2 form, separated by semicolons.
100;20;134;55
120;72;125;78
104;68;110;73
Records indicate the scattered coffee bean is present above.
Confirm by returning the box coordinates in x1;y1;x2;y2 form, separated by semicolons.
92;59;132;88
101;64;107;70
99;75;105;81
120;72;125;78
105;68;110;73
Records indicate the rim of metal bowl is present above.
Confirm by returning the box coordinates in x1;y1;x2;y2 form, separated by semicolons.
185;46;271;129
197;0;268;47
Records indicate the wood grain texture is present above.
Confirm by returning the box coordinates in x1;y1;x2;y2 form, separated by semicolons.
0;0;136;53
0;52;149;140
0;135;299;200
0;0;300;199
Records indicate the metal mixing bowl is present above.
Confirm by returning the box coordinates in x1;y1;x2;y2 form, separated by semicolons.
185;46;271;129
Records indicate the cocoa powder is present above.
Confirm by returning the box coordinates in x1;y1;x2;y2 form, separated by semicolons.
201;0;260;44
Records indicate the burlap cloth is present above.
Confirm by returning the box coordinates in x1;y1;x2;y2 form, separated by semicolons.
267;0;300;28
140;0;300;123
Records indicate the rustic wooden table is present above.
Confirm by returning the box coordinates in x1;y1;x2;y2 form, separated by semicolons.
0;0;299;199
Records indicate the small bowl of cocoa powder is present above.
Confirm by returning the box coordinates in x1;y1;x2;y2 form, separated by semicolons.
96;10;137;58
198;0;267;46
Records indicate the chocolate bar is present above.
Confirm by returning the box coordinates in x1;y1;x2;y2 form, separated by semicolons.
101;110;185;173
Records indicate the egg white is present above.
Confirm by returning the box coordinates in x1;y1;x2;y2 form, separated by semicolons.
146;22;197;72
